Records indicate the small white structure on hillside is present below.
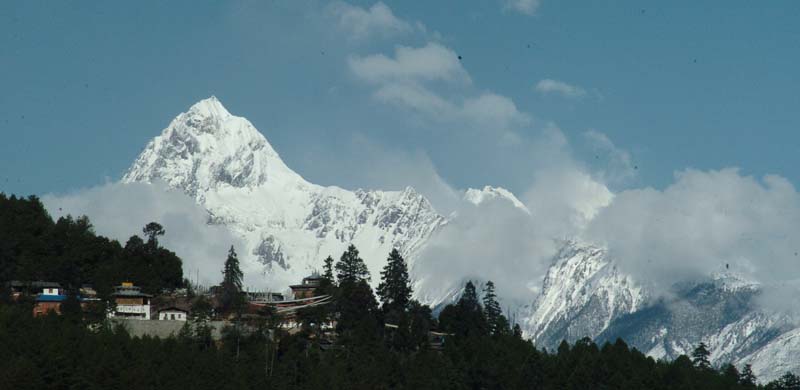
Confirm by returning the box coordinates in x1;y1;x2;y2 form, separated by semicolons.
43;287;60;295
158;307;188;321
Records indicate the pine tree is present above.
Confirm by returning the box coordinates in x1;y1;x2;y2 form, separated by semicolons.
335;244;370;285
439;280;488;338
220;245;244;314
722;363;741;387
318;255;336;296
335;279;380;344
322;255;335;284
513;323;523;338
142;222;165;246
376;248;412;315
60;287;83;323
739;364;757;388
482;281;503;335
461;280;480;311
771;372;800;390
190;295;215;350
691;342;711;370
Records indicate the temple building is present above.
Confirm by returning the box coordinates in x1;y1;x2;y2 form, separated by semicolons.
108;282;152;320
289;274;325;299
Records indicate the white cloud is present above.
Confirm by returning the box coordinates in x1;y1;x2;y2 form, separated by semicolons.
585;168;800;312
350;42;529;134
504;0;542;16
348;42;471;85
373;82;455;116
461;93;530;130
584;129;637;185
535;78;587;99
413;126;614;305
328;2;418;41
41;182;263;290
319;134;463;215
413;191;556;306
525;168;614;235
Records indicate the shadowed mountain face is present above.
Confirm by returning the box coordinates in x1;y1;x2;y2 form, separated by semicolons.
123;97;800;382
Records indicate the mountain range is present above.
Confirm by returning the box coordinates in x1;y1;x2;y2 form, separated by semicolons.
122;97;799;382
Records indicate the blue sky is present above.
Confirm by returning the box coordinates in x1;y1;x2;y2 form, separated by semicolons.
2;0;800;198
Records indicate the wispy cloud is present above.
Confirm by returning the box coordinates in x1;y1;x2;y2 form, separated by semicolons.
584;129;637;185
327;2;421;41
348;42;470;85
535;78;587;99
414;125;614;304
503;0;542;16
350;42;529;134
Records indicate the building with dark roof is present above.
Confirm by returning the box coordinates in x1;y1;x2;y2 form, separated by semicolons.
289;274;325;300
7;280;61;301
108;282;152;320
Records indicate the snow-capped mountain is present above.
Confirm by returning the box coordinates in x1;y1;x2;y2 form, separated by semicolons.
123;97;445;289
528;245;800;382
123;97;799;382
521;240;646;347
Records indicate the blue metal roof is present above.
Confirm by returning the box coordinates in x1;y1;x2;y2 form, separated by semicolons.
35;295;93;302
36;295;66;302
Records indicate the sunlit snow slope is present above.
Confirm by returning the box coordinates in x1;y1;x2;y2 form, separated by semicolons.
123;97;799;382
123;97;445;289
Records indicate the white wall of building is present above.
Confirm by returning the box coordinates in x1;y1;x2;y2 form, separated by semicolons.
43;288;60;295
108;304;151;320
158;310;187;321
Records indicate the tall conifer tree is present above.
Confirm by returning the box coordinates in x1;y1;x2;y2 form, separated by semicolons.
739;364;757;388
335;244;370;284
220;245;244;313
377;248;412;314
482;280;504;335
461;280;480;311
691;342;711;369
322;255;335;284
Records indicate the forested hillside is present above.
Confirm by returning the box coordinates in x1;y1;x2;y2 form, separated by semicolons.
0;194;184;296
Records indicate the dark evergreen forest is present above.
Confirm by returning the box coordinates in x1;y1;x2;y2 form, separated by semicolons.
2;193;799;390
0;194;184;297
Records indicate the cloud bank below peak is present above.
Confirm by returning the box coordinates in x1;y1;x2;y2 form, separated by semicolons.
41;181;260;289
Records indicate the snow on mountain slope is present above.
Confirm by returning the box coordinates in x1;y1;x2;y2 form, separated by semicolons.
518;242;800;382
740;327;800;382
121;97;800;382
521;240;646;347
592;270;799;382
123;97;445;289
